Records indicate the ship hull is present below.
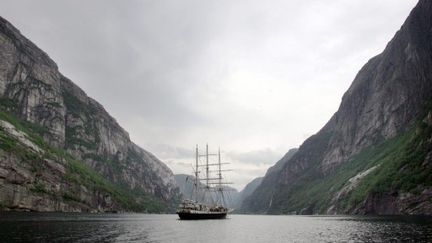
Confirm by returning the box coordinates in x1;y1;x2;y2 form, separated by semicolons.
177;212;227;220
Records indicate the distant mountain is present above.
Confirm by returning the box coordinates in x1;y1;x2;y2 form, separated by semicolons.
234;177;263;209
174;174;240;208
240;148;297;212
0;16;179;212
241;0;432;215
175;149;299;210
174;174;196;200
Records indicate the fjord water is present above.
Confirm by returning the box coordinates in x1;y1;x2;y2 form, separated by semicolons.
0;213;431;242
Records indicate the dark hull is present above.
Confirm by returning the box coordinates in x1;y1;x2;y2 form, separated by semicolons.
177;212;227;220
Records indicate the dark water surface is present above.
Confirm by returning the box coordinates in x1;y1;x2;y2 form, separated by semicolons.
0;213;431;242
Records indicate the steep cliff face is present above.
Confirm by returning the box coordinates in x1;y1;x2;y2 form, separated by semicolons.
0;18;65;148
234;177;262;209
242;0;432;214
0;16;179;212
240;148;297;213
320;0;432;171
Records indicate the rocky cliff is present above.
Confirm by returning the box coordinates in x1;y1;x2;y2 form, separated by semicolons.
0;16;179;212
240;148;297;212
234;177;262;210
241;0;432;215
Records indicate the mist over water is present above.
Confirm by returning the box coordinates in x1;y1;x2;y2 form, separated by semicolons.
1;213;431;242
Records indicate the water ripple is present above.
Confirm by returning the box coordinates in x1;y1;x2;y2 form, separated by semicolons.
0;213;431;242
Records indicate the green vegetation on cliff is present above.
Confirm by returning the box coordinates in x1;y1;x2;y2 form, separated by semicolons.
272;108;432;214
0;15;179;213
243;0;432;215
0;105;167;213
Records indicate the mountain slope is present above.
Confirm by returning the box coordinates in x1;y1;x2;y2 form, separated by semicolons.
234;177;262;209
241;0;432;215
240;148;297;212
0;16;179;212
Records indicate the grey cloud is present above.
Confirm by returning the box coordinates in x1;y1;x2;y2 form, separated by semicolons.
226;149;285;166
146;144;194;160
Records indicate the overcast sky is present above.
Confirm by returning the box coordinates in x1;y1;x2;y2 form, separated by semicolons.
1;0;417;190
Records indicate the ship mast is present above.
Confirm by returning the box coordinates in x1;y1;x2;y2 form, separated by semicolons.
195;144;233;205
195;144;199;202
218;147;222;190
206;143;209;189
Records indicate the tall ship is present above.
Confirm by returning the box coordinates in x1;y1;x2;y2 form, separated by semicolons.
176;144;233;220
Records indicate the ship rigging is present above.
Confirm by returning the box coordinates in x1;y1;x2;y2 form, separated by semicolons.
176;144;233;220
